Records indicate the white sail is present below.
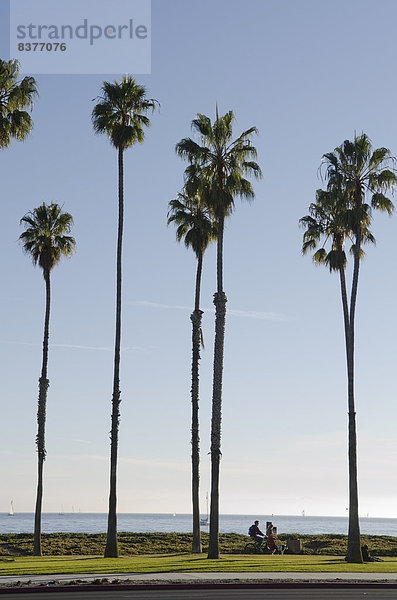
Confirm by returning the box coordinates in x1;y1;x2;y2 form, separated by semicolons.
8;500;14;516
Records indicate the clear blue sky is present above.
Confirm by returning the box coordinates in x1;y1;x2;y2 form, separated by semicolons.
1;0;397;518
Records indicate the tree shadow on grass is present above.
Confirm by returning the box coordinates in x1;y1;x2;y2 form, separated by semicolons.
321;558;351;565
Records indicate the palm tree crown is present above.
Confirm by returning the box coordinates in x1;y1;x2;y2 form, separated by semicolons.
321;133;395;224
0;58;38;149
176;110;262;220
168;191;217;261
19;203;75;273
92;76;157;149
300;187;375;272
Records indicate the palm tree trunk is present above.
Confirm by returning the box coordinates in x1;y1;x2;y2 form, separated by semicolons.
191;252;203;553
105;146;124;558
345;225;363;564
34;270;51;556
208;214;227;560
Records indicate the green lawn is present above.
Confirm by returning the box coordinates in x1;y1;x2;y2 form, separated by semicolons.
1;554;397;577
1;533;397;578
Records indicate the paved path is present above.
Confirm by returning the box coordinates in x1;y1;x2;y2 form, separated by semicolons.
1;571;397;587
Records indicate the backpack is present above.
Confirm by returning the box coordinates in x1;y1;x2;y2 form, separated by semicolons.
248;524;255;536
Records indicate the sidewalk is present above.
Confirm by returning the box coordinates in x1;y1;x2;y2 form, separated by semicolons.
1;571;397;589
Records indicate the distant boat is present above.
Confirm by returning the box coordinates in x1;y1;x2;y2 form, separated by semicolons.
200;492;209;526
302;510;306;517
8;500;14;516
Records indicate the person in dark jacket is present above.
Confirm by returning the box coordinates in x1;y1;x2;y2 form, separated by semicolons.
249;520;265;549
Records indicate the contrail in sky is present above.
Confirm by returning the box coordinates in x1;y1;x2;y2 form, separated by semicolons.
133;300;288;321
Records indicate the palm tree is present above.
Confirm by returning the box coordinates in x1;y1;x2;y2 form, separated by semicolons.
176;110;262;558
92;76;157;558
167;190;217;553
19;203;75;556
300;133;396;563
0;58;37;149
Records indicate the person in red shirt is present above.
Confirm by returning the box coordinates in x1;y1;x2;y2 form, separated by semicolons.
266;522;277;554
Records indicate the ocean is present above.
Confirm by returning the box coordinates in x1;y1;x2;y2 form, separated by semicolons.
1;513;396;536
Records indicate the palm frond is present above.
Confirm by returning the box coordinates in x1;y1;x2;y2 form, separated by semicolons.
175;138;210;163
349;244;366;259
0;59;37;148
370;192;394;215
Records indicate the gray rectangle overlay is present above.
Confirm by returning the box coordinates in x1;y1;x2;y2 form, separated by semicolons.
10;0;151;75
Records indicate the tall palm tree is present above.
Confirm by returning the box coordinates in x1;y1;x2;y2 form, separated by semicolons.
19;203;75;556
300;133;396;563
92;76;157;558
176;110;262;558
167;190;217;553
0;58;37;149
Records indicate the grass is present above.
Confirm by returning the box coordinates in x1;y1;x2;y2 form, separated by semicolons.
1;554;397;577
1;533;397;577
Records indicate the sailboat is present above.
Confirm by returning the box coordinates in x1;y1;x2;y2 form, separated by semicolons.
8;500;14;516
200;492;209;526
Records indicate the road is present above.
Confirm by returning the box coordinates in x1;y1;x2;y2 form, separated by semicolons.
0;588;397;599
